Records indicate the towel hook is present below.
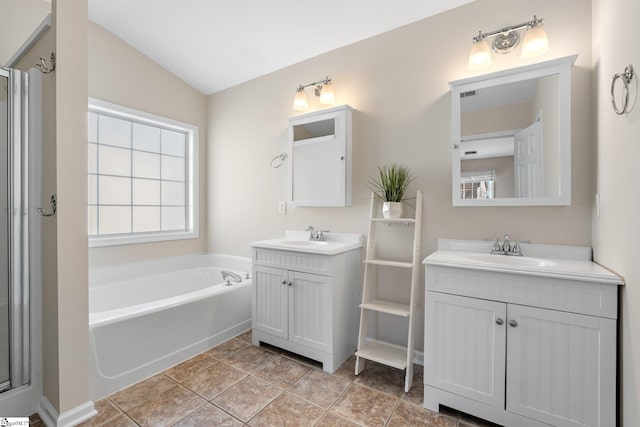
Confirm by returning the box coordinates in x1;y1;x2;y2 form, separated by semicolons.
37;194;57;217
611;64;634;115
36;52;56;74
270;153;288;168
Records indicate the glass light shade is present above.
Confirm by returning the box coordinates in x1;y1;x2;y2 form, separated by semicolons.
319;83;335;105
521;25;549;58
293;90;308;110
468;39;492;69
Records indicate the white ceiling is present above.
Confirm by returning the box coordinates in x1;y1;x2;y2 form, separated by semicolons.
88;0;474;95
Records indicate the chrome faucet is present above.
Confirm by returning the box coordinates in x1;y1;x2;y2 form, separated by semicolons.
510;239;522;256
305;225;317;239
490;235;524;256
502;234;511;253
490;238;503;255
305;225;329;241
221;270;243;284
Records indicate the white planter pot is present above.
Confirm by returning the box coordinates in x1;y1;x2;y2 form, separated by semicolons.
382;202;403;219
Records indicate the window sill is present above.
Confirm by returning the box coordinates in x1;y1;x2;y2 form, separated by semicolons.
89;230;198;248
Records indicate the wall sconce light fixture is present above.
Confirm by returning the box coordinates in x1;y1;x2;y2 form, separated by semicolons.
293;76;335;111
468;15;549;70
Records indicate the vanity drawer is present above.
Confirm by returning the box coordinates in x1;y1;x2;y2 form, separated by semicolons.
426;265;618;319
253;248;333;276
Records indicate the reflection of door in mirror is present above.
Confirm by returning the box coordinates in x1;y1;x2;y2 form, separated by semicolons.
460;74;559;199
450;55;575;206
514;119;543;197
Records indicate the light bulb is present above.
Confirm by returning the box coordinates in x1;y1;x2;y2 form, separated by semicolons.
319;83;335;105
468;38;492;69
293;89;308;110
521;25;549;58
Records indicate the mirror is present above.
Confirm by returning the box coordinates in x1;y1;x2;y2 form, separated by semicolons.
450;55;576;206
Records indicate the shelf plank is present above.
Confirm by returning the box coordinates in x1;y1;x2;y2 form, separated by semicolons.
364;259;413;268
355;341;408;370
370;218;416;224
360;300;410;317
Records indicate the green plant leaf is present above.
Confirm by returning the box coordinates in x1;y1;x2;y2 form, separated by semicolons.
368;163;415;202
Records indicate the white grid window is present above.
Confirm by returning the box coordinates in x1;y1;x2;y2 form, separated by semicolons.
88;99;198;247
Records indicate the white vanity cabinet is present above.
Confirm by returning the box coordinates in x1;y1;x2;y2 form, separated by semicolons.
423;240;623;427
251;233;362;372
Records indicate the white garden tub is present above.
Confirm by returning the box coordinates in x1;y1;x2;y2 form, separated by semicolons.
89;253;252;400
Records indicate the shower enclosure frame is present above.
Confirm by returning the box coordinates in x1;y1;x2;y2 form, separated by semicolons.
1;67;31;394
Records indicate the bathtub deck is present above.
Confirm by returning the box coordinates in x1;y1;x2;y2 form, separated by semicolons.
74;330;499;427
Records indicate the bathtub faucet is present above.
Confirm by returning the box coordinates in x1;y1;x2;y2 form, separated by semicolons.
221;270;243;284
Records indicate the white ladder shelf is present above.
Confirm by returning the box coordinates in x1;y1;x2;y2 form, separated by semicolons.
354;190;423;392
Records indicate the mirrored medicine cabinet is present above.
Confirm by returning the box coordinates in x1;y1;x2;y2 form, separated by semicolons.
449;55;577;206
288;105;353;207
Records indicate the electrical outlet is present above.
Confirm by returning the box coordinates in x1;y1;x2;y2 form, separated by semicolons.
278;201;286;215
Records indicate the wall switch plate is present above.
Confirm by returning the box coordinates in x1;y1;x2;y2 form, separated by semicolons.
594;193;600;219
278;201;286;215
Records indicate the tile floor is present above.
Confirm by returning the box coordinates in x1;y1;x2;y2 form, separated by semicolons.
56;330;501;427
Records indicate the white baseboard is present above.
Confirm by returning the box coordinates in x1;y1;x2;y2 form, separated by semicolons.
414;350;424;366
38;397;96;427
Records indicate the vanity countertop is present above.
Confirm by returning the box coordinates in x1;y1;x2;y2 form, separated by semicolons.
423;239;623;285
251;230;363;256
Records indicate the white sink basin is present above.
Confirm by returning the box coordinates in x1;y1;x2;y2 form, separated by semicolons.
276;240;329;247
460;252;559;268
423;239;624;285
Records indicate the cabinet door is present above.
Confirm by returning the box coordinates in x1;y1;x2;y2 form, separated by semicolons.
425;292;506;408
506;304;616;427
288;271;331;352
289;107;351;207
254;265;288;339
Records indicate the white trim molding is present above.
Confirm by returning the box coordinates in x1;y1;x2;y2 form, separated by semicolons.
38;397;96;427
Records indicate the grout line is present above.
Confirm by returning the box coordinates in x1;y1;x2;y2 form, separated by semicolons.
167;401;208;427
207;398;248;424
325;381;353;415
98;337;438;427
383;397;402;427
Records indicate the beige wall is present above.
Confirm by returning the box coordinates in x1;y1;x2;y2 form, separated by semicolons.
54;0;89;412
0;0;50;67
13;0;90;415
207;0;593;349
207;0;593;258
11;0;639;422
592;0;640;425
87;22;208;267
461;102;532;136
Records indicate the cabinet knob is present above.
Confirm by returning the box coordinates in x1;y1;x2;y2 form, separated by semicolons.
509;320;518;327
281;279;287;285
495;318;504;325
288;281;293;286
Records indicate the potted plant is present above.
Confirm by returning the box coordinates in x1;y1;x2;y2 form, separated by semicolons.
368;163;415;219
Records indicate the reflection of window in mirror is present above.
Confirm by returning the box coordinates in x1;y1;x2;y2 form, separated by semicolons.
460;170;495;200
459;74;559;199
449;55;575;206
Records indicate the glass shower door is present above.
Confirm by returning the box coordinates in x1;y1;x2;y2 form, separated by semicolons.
0;72;9;391
0;68;30;394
